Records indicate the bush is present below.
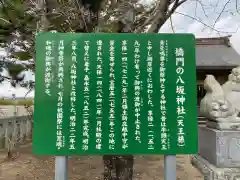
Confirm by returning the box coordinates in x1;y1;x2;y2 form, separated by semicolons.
0;99;33;106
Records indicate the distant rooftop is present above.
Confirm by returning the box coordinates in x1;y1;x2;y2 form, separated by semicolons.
196;36;231;46
196;35;240;69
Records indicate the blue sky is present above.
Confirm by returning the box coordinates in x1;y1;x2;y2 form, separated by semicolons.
0;0;240;98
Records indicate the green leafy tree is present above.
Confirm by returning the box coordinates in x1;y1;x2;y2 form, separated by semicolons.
0;0;35;89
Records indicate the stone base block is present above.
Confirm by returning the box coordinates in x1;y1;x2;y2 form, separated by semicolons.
207;120;240;130
198;126;240;168
191;155;240;180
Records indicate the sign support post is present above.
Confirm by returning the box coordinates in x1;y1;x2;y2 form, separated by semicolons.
164;155;176;180
55;156;68;180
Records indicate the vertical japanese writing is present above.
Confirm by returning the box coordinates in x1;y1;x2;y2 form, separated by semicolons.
159;40;168;151
56;40;64;150
165;40;170;150
69;40;77;150
45;40;53;96
147;41;154;150
134;40;141;143
82;41;90;151
175;47;186;147
109;40;116;150
35;33;199;155
121;40;128;149
96;40;103;150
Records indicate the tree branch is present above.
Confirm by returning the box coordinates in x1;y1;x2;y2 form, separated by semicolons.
166;0;187;20
147;0;171;33
174;11;239;35
147;0;188;33
134;5;159;33
36;0;48;31
211;0;231;34
169;15;175;32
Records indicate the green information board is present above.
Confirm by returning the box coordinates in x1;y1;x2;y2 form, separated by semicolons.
33;32;197;155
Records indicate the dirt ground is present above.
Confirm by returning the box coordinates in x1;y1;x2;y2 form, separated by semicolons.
0;143;203;180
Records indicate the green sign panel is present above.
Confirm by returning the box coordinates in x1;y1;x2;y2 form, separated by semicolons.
33;32;197;155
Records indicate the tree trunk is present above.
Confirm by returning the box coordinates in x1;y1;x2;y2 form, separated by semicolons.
103;155;134;180
147;0;170;33
103;4;135;179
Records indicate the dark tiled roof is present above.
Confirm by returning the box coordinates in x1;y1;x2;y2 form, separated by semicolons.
196;36;240;69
